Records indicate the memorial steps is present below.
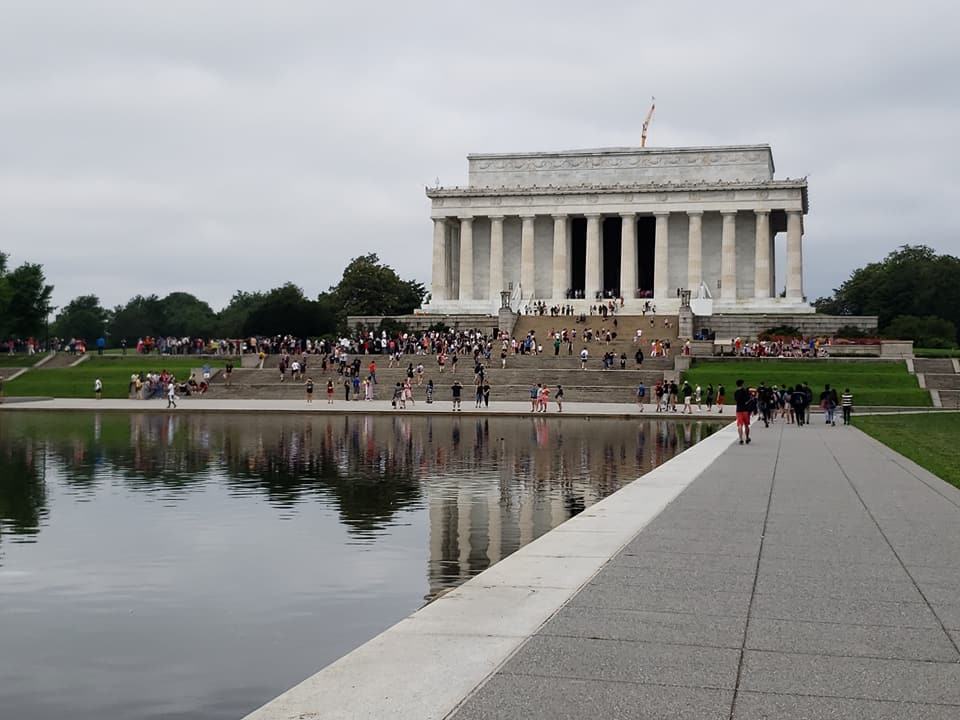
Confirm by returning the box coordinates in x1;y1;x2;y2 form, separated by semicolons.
210;356;674;404
913;357;960;409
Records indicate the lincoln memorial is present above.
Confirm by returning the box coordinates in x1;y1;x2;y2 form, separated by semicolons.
421;144;813;316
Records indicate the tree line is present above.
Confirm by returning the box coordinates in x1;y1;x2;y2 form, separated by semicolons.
5;245;958;348
814;245;960;348
1;253;425;347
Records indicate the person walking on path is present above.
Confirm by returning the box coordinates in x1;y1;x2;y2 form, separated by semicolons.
681;381;693;414
716;384;725;413
555;384;564;413
94;377;103;400
305;378;314;404
636;381;646;410
225;360;233;387
326;379;334;404
426;379;434;404
166;380;178;409
820;384;838;426
706;383;714;411
841;387;853;425
580;347;588;369
790;383;807;427
482;381;491;408
451;380;462;411
734;379;751;444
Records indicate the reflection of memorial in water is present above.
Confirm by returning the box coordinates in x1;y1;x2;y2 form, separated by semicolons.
0;412;717;595
423;417;714;598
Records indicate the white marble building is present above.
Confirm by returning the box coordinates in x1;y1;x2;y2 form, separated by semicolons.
422;144;812;316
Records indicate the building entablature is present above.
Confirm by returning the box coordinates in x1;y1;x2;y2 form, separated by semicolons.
426;179;808;218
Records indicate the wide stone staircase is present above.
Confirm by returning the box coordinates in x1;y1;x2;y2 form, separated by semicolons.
211;351;673;404
511;312;680;355
914;357;960;409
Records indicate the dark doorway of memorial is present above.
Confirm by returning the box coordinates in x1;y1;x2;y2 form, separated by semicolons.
637;215;656;295
602;216;622;297
570;217;586;297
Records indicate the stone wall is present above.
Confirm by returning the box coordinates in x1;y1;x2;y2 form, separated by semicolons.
695;314;878;340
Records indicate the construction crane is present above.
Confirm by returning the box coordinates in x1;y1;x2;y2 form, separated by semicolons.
641;97;655;148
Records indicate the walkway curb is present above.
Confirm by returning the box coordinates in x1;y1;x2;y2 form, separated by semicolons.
243;422;740;720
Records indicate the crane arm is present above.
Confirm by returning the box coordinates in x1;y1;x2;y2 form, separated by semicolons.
641;97;655;147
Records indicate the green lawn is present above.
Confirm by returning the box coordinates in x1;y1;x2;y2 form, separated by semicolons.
914;348;960;358
5;356;227;398
853;413;960;488
0;354;40;368
682;359;930;407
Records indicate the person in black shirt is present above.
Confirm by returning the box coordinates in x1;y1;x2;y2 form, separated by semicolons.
734;379;752;445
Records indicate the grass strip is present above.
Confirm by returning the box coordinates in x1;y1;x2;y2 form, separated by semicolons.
853;412;960;489
5;356;227;399
682;359;930;407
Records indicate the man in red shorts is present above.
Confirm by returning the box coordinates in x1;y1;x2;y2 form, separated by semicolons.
734;378;752;445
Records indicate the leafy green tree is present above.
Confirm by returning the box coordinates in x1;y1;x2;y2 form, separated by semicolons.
0;258;54;338
54;295;110;342
109;294;164;344
815;245;960;344
883;315;957;348
327;254;426;321
242;283;336;337
157;292;216;337
214;290;266;337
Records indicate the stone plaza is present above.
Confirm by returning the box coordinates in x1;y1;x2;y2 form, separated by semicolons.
423;144;813;317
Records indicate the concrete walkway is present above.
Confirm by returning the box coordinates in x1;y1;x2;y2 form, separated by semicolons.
450;420;960;720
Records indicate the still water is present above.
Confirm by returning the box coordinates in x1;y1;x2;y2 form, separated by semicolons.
0;411;719;719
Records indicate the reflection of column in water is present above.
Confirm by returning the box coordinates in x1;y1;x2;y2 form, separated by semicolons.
93;414;101;442
684;423;693;445
635;428;645;469
487;489;502;565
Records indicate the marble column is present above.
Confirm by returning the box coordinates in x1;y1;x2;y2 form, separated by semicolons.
551;214;568;300
520;215;536;299
431;217;447;302
686;211;702;292
619;212;636;299
786;210;804;300
754;210;771;299
653;212;670;300
585;213;602;300
720;210;737;300
488;215;504;304
458;217;473;301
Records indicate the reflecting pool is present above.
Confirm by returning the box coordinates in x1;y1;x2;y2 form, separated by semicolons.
0;411;720;719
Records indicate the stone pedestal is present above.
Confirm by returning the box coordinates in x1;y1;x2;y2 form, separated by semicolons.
678;305;694;340
498;308;517;336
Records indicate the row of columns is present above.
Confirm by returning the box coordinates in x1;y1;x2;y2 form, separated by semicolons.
432;210;805;303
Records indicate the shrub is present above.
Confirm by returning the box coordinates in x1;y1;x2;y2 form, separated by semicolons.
835;324;871;339
882;315;958;349
758;325;800;341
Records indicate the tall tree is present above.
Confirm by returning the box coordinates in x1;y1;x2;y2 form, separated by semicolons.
109;294;164;344
815;245;960;344
242;283;336;338
157;292;216;337
215;290;266;338
327;253;426;320
0;259;54;338
54;295;110;342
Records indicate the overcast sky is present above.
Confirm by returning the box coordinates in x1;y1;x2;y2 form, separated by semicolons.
2;0;958;313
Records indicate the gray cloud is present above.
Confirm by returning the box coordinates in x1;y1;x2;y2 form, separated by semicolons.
1;0;958;312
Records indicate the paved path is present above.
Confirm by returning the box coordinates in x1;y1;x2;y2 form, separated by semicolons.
450;420;960;720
